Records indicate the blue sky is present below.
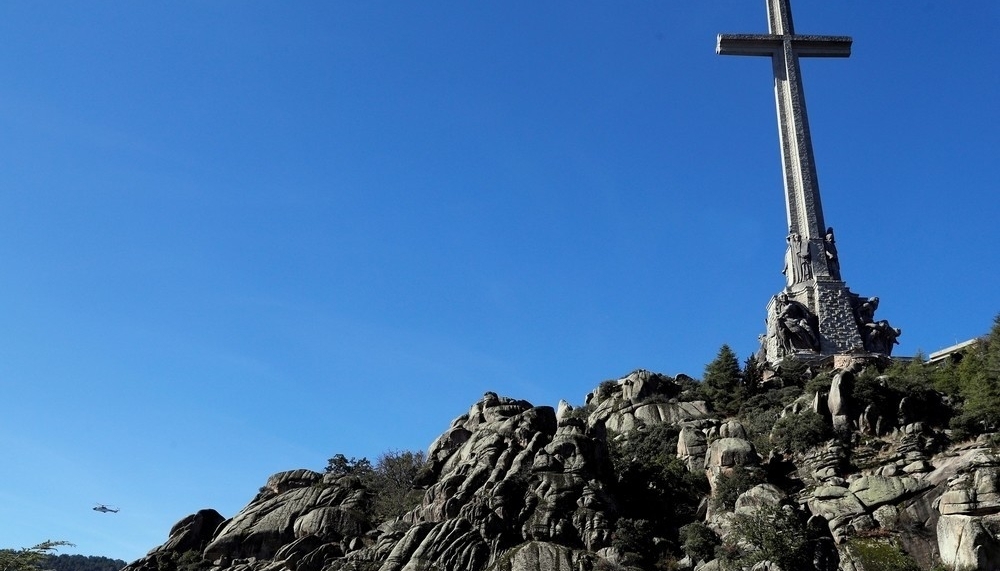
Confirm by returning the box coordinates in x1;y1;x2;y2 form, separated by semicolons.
1;1;997;562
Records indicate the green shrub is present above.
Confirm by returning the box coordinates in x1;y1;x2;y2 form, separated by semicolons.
846;537;920;571
711;465;765;511
742;354;765;395
612;518;655;564
738;386;804;454
562;403;595;423
607;424;709;560
368;450;427;521
725;503;810;570
0;542;74;571
930;315;1000;437
677;374;710;403
608;424;681;473
43;555;128;571
770;410;831;454
953;322;1000;431
678;522;719;563
323;449;427;523
775;357;810;386
325;454;374;476
597;379;620;399
804;371;833;396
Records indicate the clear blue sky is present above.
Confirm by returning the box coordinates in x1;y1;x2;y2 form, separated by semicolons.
1;1;997;562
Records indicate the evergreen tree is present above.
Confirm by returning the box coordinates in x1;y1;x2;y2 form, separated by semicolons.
703;344;742;414
954;314;1000;431
742;353;764;395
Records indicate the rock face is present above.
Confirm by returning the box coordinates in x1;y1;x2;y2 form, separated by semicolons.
151;509;226;555
203;470;372;562
705;437;759;493
588;369;710;432
124;368;1000;571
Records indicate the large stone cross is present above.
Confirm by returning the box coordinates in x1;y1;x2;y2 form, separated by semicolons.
717;0;851;281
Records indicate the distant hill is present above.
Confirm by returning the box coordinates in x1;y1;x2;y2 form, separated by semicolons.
43;554;126;571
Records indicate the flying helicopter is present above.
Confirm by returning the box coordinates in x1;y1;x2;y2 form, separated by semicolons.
93;504;119;513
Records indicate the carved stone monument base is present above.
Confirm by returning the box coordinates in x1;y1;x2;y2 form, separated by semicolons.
763;279;869;366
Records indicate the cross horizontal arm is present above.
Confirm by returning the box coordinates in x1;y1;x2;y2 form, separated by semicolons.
717;34;852;57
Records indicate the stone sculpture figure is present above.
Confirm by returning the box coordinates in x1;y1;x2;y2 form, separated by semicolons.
824;227;841;280
782;233;802;285
855;296;879;326
782;233;813;286
865;320;901;355
774;293;820;354
798;234;813;280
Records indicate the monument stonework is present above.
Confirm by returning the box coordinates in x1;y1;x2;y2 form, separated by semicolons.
717;0;900;365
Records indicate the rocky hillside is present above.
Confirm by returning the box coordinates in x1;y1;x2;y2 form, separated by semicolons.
124;336;1000;571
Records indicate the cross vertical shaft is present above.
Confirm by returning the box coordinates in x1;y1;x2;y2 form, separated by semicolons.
718;0;851;280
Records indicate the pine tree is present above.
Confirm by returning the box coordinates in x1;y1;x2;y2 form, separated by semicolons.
742;353;764;395
957;314;1000;430
704;344;742;414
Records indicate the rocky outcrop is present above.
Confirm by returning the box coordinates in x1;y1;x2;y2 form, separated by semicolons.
602;401;709;433
705;437;759;493
936;515;1000;571
677;423;710;472
828;369;853;433
151;509;226;555
487;541;602;571
734;484;786;515
931;449;1000;569
587;369;709;432
802;475;932;543
204;471;371;561
124;367;1000;571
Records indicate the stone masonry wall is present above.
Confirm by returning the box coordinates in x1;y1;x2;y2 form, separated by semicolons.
813;280;864;354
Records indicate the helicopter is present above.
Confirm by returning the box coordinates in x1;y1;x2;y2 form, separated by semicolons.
93;504;119;513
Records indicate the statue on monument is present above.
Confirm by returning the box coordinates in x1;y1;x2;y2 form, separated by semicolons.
774;293;820;355
855;296;879;327
782;233;812;286
798;237;813;281
865;320;902;355
851;296;902;355
824;227;841;280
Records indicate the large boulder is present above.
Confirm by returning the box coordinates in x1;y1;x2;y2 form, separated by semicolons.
939;466;1000;516
827;370;852;433
717;420;748;440
362;392;615;570
204;471;371;561
937;514;1000;571
848;475;931;511
603;401;709;433
677;424;709;473
734;484;786;516
378;518;489;571
588;369;709;432
152;509;226;555
806;485;870;543
705;437;760;494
